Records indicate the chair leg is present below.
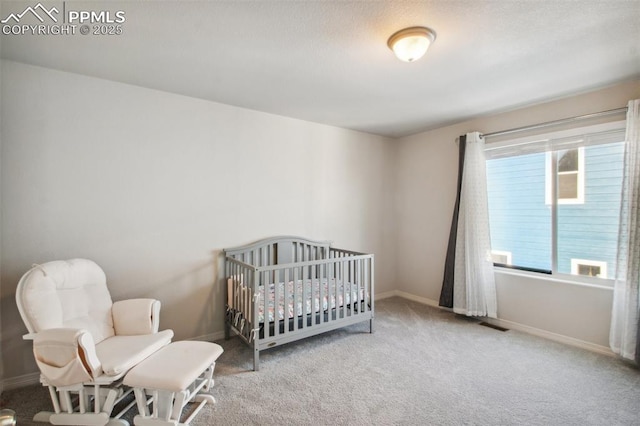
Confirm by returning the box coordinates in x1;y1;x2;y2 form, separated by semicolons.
47;386;62;413
36;383;135;426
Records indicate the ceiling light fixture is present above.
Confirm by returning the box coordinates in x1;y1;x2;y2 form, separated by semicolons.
387;26;437;62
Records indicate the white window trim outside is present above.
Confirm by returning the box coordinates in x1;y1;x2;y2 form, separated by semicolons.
491;250;512;265
545;147;585;205
571;258;608;279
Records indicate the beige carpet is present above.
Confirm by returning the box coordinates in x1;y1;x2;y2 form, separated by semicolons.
2;297;639;425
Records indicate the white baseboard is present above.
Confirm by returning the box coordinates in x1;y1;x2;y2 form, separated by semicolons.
393;290;442;308
189;330;227;342
386;290;614;357
374;290;398;300
483;317;614;357
2;372;40;391
376;290;445;309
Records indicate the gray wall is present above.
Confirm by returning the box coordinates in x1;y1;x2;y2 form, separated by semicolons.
394;79;640;350
0;60;396;382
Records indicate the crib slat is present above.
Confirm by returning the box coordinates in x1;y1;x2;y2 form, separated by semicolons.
233;263;238;319
241;265;245;334
319;258;324;325
247;269;253;336
263;270;269;338
308;248;314;325
334;259;339;322
363;259;371;310
293;266;299;332
345;259;349;318
231;262;236;317
306;245;311;321
333;256;338;321
274;269;280;337
236;263;240;318
284;268;290;334
342;260;347;319
353;259;359;316
362;258;368;313
370;256;375;315
353;258;357;315
358;258;363;315
348;259;352;317
308;264;313;327
229;262;234;311
302;265;308;328
333;258;337;321
241;265;246;328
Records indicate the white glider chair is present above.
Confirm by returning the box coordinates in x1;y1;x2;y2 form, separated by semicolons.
16;259;174;426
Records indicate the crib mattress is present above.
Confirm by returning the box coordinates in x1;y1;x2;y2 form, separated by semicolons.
258;278;364;323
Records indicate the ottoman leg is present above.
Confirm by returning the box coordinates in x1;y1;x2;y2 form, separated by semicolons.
182;394;215;424
133;389;178;426
133;388;149;417
155;390;175;421
203;364;214;392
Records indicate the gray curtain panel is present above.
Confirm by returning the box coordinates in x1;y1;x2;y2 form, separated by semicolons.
439;135;466;308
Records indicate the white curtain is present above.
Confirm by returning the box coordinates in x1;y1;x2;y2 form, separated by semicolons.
610;99;640;361
453;132;498;318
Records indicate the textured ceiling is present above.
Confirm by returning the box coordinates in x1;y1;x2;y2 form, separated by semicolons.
1;0;639;137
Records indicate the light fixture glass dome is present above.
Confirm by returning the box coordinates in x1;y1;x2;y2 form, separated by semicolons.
387;27;437;62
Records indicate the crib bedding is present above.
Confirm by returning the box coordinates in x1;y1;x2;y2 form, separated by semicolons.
257;278;364;323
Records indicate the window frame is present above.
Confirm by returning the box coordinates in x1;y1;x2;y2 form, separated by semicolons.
484;120;626;288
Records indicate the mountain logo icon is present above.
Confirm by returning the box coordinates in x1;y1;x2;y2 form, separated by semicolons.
1;3;59;24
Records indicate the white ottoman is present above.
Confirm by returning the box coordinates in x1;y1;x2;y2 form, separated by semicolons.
123;341;224;426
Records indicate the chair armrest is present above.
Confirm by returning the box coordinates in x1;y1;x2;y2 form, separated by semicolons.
33;328;102;386
112;299;161;336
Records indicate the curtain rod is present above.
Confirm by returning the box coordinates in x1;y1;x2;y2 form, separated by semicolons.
482;107;628;139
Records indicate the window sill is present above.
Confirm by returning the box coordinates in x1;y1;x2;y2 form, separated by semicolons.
494;266;614;290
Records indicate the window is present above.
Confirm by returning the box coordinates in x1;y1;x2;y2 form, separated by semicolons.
485;122;626;281
571;259;608;279
545;148;584;204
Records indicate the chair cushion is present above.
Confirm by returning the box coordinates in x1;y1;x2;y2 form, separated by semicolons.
18;259;115;343
95;329;173;376
112;299;158;335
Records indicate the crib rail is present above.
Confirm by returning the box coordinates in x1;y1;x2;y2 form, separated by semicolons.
225;257;257;343
225;236;331;267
